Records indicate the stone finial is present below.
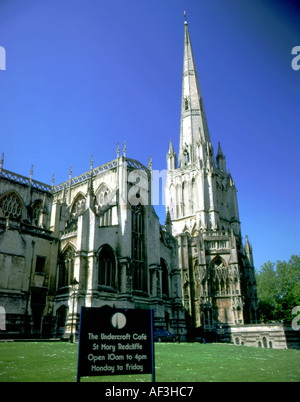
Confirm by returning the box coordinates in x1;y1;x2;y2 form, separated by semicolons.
123;141;126;157
165;207;173;235
0;152;4;173
117;142;120;158
87;155;94;197
30;164;33;181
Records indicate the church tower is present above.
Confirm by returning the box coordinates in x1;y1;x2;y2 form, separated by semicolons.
165;15;259;336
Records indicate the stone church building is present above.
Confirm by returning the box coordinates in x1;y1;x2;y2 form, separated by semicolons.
0;151;185;339
165;19;259;335
0;18;259;341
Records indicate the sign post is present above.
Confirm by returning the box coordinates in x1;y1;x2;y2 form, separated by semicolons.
77;307;155;382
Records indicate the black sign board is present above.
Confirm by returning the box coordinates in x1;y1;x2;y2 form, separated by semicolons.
77;307;155;382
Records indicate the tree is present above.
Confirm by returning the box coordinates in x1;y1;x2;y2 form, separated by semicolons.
255;254;300;324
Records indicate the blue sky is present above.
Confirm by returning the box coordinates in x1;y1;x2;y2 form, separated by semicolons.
0;0;299;269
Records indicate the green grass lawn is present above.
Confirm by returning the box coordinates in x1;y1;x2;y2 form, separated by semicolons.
0;342;299;382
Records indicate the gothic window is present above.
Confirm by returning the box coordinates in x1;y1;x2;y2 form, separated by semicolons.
98;245;116;289
210;257;229;296
184;284;189;309
58;246;75;289
96;184;113;226
132;204;146;291
99;192;106;205
0;192;23;220
176;185;180;217
181;182;185;216
96;185;111;208
161;259;169;297
169;184;176;219
191;178;195;214
71;194;85;218
183;151;189;165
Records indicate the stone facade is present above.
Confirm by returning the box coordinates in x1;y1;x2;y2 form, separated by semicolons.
226;324;300;350
165;19;259;337
0;161;59;336
0;153;186;339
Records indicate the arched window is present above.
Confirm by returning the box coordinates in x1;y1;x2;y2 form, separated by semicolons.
132;204;145;291
71;194;85;219
98;245;116;289
0;191;23;220
96;184;113;226
210;257;229;296
263;336;268;348
183;151;189;165
58;245;75;289
161;259;169;297
96;184;111;207
169;184;176;219
181;182;185;216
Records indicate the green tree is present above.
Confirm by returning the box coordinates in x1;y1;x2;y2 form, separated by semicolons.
255;254;300;324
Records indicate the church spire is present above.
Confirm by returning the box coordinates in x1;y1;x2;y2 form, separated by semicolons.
167;139;176;170
179;15;211;167
216;142;227;173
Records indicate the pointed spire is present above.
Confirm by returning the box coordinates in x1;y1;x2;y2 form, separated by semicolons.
228;169;235;187
148;155;152;170
116;142;120;158
245;235;254;266
168;139;175;155
216;142;226;172
245;235;252;253
88;155;94;191
179;16;211;167
0;152;4;174
230;226;237;249
167;139;177;170
86;155;94;208
52;172;55;188
217;142;224;157
123;141;126;157
165;207;172;235
30;164;33;182
67;165;72;204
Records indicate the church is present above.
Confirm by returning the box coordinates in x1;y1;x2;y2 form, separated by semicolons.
165;18;259;334
0;18;259;341
0;149;185;339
